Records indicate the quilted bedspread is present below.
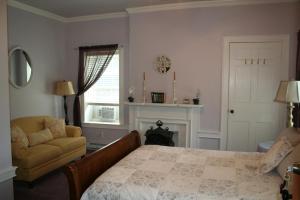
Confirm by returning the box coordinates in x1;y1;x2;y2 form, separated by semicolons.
81;145;282;200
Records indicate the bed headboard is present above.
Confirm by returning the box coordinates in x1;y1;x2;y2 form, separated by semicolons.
64;130;141;200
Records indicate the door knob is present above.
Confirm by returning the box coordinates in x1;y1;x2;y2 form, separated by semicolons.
229;109;234;114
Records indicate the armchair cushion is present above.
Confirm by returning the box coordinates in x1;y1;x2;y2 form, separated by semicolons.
45;118;66;138
11;142;27;159
11;116;46;134
46;137;86;153
65;125;82;137
11;126;29;148
13;144;63;168
27;128;53;147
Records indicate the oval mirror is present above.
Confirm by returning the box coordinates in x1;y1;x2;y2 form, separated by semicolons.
9;47;32;88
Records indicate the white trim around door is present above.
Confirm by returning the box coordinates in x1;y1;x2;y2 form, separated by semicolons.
220;35;290;150
0;166;17;183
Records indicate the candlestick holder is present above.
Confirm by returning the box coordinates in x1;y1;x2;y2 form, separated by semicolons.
172;80;177;104
143;80;146;103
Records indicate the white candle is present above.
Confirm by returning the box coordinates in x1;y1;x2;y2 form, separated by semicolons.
143;73;146;103
173;78;177;104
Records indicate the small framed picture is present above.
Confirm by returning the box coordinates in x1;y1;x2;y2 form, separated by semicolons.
151;92;165;103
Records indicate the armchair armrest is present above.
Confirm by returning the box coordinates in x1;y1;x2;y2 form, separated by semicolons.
66;125;82;137
11;142;28;160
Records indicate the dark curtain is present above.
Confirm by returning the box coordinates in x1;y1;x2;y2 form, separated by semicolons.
293;30;300;127
73;44;118;127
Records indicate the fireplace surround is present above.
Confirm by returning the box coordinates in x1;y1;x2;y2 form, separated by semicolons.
126;102;203;148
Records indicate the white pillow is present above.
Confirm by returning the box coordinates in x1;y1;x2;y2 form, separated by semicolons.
260;136;293;174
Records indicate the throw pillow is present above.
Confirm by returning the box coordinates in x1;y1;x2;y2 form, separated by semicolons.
44;118;66;138
277;143;300;179
27;128;53;146
260;136;293;174
276;128;300;147
11;126;29;148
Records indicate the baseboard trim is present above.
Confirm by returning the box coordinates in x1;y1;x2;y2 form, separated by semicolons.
197;130;221;139
87;143;106;150
0;166;17;183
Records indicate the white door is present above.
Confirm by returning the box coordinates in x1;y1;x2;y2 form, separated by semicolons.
227;42;287;152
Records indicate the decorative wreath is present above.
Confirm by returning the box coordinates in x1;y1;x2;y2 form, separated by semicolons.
156;56;171;74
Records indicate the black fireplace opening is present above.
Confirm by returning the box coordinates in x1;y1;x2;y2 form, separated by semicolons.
144;120;175;147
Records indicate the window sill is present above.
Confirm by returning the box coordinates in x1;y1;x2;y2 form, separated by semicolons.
82;122;129;130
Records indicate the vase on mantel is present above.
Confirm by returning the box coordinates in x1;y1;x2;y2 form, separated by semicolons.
128;96;134;102
193;89;200;105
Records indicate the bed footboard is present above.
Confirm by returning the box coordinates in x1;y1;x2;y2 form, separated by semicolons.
64;130;141;200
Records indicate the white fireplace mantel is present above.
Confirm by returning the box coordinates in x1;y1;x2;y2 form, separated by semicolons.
126;102;203;148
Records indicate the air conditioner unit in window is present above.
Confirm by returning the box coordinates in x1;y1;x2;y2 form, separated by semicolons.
97;107;117;122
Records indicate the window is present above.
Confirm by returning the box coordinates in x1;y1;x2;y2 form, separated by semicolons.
83;49;123;126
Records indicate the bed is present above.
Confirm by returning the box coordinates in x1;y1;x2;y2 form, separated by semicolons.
64;131;291;200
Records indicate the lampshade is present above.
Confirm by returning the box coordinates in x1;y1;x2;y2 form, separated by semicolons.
55;81;75;96
274;80;300;103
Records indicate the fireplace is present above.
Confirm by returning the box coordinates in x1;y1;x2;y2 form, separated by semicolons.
126;102;203;148
144;120;175;146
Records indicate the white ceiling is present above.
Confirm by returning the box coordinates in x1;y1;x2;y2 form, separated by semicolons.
13;0;205;17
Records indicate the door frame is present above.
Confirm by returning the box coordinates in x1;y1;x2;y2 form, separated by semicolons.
220;35;290;150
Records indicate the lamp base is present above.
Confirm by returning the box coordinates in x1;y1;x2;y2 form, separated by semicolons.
63;96;69;125
288;102;295;128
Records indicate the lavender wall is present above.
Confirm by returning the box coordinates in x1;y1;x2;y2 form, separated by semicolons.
8;7;66;119
7;2;300;146
64;2;300;145
65;17;129;144
0;0;14;199
129;3;300;131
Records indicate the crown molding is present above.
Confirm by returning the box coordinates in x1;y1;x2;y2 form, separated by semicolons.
65;12;128;23
126;0;300;14
7;0;299;22
8;0;66;22
7;0;128;23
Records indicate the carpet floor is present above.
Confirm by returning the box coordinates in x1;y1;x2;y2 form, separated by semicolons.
14;168;69;200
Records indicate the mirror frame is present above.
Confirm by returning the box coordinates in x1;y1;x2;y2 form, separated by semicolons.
9;46;33;89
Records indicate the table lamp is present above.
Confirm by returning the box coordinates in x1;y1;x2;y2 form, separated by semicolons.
274;80;300;127
55;80;75;125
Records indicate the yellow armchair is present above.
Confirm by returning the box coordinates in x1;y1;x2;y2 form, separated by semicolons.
11;116;86;182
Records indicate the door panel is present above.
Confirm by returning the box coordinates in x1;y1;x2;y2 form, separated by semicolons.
256;66;276;102
228;121;250;152
235;66;252;102
227;42;285;152
255;122;273;146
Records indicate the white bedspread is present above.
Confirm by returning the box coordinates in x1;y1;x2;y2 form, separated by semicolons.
81;145;282;200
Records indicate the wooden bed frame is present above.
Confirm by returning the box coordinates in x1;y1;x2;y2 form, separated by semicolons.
64;131;141;200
